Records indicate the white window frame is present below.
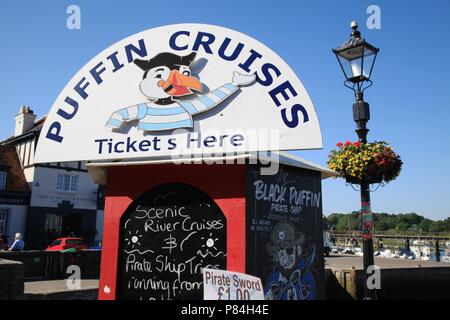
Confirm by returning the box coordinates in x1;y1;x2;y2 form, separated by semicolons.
56;174;79;192
56;174;64;190
70;175;78;192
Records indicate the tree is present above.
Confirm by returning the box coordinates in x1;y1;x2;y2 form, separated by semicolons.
429;221;446;233
374;221;389;231
335;214;360;231
327;214;343;228
396;222;409;232
419;219;432;232
325;212;449;234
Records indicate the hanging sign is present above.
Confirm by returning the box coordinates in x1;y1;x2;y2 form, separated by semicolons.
34;24;322;163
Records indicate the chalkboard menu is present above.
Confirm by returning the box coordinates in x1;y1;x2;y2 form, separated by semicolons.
246;164;324;300
117;183;227;300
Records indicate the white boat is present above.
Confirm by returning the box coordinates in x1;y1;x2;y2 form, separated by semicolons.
411;245;432;260
341;247;355;255
377;249;400;259
410;245;421;259
421;245;431;256
331;246;340;254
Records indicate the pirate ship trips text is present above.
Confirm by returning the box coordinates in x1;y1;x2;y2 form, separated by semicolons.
45;29;310;153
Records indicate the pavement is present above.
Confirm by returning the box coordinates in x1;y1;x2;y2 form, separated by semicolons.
24;279;99;296
325;254;450;271
20;256;449;298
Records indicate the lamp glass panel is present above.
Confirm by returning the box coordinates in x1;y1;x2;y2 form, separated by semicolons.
362;47;376;79
337;54;362;80
350;59;363;78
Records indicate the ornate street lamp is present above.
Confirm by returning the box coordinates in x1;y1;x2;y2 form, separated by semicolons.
332;21;379;300
333;21;379;96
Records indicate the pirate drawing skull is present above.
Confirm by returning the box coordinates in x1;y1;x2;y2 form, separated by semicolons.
266;221;305;271
264;220;317;300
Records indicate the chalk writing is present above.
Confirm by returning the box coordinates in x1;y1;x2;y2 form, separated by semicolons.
117;183;227;300
253;180;321;209
246;165;324;300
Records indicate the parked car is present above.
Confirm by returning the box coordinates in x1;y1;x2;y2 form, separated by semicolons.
46;237;89;251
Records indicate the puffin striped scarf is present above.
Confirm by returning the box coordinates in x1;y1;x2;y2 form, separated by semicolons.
106;83;238;131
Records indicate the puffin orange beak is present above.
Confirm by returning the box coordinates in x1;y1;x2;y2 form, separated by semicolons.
158;70;202;96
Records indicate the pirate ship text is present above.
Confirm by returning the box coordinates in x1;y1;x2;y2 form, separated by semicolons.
45;30;310;144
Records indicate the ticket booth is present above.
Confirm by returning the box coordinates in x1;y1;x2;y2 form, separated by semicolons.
33;24;331;300
87;152;335;300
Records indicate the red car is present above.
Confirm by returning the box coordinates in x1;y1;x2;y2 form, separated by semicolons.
46;237;88;251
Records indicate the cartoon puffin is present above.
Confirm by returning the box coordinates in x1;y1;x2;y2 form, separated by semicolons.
106;52;256;132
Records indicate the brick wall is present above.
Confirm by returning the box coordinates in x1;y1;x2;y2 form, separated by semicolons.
0;258;24;299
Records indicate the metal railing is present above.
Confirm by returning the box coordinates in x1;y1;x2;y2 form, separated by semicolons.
326;230;450;241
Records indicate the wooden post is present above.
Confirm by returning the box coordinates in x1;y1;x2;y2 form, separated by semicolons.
435;240;440;262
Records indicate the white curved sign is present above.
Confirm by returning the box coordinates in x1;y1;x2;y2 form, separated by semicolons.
34;24;322;163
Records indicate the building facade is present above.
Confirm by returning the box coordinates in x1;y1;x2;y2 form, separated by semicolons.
1;106;104;249
0;145;30;246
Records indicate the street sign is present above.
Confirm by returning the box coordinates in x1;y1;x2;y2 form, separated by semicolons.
203;268;264;300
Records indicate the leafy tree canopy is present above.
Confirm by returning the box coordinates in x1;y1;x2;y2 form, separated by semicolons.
325;212;450;234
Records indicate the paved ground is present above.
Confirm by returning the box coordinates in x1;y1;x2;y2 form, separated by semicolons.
21;256;449;296
24;279;99;294
325;254;450;271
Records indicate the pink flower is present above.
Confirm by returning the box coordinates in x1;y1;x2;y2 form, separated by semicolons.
344;141;351;147
353;142;361;147
336;142;343;147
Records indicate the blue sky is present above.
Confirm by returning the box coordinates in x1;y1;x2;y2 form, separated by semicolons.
0;0;449;220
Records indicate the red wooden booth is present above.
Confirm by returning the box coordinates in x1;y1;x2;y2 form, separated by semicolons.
88;152;335;300
31;24;328;301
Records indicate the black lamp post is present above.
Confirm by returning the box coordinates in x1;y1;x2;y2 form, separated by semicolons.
333;21;379;300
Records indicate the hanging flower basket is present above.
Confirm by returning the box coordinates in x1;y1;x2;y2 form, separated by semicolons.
327;141;403;185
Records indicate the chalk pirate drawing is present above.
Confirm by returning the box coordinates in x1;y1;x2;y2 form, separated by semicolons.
106;52;256;132
264;221;317;300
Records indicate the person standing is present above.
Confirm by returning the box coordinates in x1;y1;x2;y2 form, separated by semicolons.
8;233;25;251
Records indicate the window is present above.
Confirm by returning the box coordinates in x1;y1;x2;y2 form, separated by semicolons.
56;174;79;192
56;174;63;190
64;175;71;190
49;239;61;247
70;175;78;192
44;213;62;242
0;171;7;191
0;209;8;234
66;239;85;245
